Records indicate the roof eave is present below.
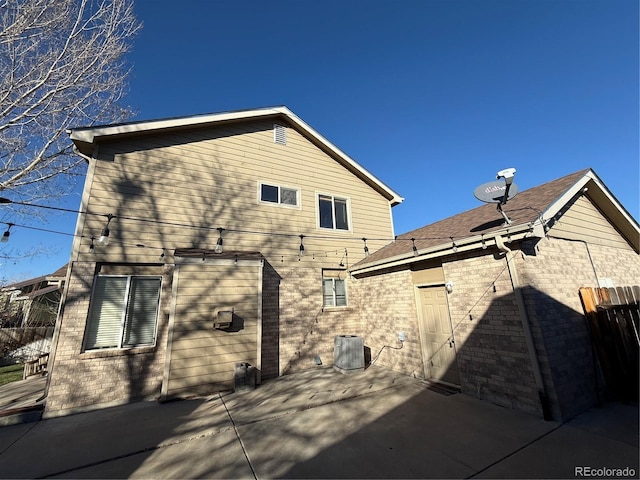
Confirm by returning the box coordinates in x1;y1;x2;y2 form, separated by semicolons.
540;169;639;252
351;222;540;275
68;106;404;206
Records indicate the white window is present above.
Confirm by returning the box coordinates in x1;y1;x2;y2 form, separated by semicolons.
318;194;349;230
322;271;347;307
83;276;161;350
260;183;299;207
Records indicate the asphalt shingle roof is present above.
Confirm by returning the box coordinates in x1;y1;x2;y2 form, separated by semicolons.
357;169;590;267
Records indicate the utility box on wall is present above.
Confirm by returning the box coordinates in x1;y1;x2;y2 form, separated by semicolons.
334;335;365;374
213;310;233;330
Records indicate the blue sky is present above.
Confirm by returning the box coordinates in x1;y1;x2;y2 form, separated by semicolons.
1;0;638;282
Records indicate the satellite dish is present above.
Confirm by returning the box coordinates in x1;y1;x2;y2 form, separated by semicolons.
473;168;518;225
473;181;519;204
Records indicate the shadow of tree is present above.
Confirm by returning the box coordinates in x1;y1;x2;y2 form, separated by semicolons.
43;116;387;476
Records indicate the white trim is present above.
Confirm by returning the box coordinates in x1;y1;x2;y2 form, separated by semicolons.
257;180;301;210
161;265;180;400
388;201;396;240
83;274;162;351
351;224;534;275
316;191;353;233
322;275;348;307
544;171;639;239
70;146;98;262
68;106;404;206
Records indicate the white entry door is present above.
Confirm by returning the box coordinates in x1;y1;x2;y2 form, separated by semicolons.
416;286;460;385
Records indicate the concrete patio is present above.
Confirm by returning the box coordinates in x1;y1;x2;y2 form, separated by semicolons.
0;366;637;478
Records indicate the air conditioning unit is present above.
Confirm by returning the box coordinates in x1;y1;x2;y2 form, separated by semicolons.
334;335;364;374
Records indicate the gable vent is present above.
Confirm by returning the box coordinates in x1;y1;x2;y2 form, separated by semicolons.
274;124;286;145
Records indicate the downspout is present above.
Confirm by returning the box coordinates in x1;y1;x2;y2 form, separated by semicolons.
495;235;552;420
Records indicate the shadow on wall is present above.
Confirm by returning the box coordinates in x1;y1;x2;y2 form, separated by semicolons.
48;121;348;412
419;284;607;422
48;127;282;410
261;261;281;379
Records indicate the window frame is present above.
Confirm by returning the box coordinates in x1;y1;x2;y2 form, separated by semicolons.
317;193;351;231
83;274;162;352
322;271;348;308
258;182;301;209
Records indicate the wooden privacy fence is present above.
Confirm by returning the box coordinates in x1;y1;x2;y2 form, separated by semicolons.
579;286;639;402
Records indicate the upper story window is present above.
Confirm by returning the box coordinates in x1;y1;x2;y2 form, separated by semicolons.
260;183;299;207
83;275;161;351
318;194;349;230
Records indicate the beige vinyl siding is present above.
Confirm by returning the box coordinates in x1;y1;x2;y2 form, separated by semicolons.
549;196;633;250
75;119;394;266
167;263;260;397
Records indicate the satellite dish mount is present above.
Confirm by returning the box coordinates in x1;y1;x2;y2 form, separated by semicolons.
496;168;516;225
473;168;518;226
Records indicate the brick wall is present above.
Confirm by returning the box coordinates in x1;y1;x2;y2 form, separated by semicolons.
44;262;172;417
443;252;543;417
270;264;362;375
587;242;640;286
261;261;280;379
354;269;424;378
519;236;639;420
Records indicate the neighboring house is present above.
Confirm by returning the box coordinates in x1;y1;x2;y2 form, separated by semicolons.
1;265;67;328
349;169;640;421
44;107;403;417
0;265;66;366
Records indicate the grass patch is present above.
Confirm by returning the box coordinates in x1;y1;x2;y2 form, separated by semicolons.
0;364;24;387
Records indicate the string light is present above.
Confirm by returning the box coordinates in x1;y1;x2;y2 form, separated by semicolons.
299;234;305;257
215;227;225;253
1;198;531;264
89;237;95;253
1;223;13;243
0;197;462;244
96;214;114;246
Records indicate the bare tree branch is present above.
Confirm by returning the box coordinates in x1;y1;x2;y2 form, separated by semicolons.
0;0;141;203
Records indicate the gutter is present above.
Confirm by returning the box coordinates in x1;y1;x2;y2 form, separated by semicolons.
350;222;540;276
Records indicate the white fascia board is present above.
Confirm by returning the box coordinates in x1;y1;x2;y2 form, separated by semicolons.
541;170;640;240
279;108;404;206
538;172;592;226
350;223;536;275
68;107;285;143
68;106;404;206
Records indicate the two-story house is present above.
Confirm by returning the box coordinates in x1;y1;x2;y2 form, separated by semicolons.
44;107;403;417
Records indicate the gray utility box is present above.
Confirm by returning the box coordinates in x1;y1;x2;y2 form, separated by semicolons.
334;335;365;374
234;362;257;391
